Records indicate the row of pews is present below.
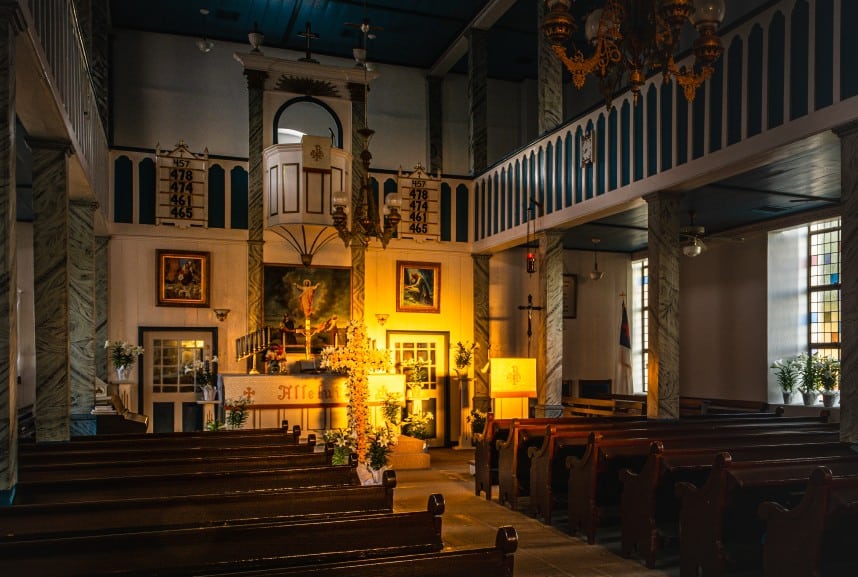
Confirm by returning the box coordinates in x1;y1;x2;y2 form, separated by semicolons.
5;425;518;577
474;404;858;577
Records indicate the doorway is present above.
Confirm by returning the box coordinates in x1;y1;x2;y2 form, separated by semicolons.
386;331;450;447
140;328;217;433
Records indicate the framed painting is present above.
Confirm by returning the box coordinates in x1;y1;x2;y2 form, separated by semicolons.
263;265;352;351
157;250;210;307
396;261;440;313
563;274;577;319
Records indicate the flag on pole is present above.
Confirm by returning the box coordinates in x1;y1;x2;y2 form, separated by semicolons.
616;301;634;394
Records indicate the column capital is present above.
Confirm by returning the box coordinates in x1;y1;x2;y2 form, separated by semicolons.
833;120;858;140
244;69;267;91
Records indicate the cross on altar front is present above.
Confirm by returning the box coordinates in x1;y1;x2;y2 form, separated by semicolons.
517;293;544;357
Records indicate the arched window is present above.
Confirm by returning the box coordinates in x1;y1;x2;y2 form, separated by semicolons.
272;97;343;148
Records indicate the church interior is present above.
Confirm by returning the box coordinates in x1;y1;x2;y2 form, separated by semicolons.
0;0;856;575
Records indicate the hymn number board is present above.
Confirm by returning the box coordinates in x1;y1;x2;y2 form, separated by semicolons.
156;140;208;227
397;165;440;241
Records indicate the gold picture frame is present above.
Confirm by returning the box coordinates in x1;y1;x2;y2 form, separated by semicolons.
157;250;211;307
396;261;440;313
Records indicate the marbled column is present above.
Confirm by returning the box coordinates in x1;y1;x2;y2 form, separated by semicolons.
472;254;491;413
351;245;365;322
645;193;681;420
0;3;20;501
31;140;72;442
834;121;858;443
69;200;97;436
536;230;565;417
467;28;488;174
245;70;267;332
95;236;108;383
427;76;443;174
537;0;563;134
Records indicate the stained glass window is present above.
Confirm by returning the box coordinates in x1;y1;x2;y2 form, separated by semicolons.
808;218;841;360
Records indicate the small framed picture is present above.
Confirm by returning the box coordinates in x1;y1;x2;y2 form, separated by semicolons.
563;274;577;319
157;250;211;307
396;261;440;313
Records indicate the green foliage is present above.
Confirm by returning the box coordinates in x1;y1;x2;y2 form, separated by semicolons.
819;356;840;391
204;419;225;431
402;411;434;440
226;395;252;429
797;352;821;394
770;357;800;393
365;426;396;471
467;408;487;434
381;391;403;427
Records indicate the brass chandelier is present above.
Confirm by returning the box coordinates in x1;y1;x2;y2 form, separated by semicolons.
331;74;401;247
542;0;726;107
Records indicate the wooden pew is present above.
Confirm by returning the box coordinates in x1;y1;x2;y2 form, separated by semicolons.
524;413;823;523
619;439;858;568
496;415;646;509
12;463;361;504
18;426;307;457
0;494;447;577
676;453;858;577
562;396;646;417
679;396;769;416
759;466;858;577
0;470;396;539
18;437;317;467
190;525;519;577
17;448;333;483
564;419;837;544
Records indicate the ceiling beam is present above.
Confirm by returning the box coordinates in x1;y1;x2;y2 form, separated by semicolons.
428;0;518;77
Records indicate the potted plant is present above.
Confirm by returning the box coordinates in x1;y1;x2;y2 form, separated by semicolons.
797;352;821;406
454;340;479;380
819;356;840;408
770;356;799;405
467;408;487;442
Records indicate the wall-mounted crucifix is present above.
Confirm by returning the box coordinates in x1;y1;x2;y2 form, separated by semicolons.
517;293;544;357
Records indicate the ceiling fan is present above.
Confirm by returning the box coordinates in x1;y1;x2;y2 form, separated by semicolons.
679;211;744;257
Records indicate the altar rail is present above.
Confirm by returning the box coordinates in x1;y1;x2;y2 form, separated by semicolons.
474;0;858;252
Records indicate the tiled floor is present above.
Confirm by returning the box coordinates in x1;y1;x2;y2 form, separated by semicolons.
394;447;679;577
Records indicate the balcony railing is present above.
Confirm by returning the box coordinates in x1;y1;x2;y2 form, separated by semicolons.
21;0;108;211
474;0;858;251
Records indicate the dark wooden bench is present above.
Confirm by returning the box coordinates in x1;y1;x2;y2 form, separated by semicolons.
497;415;648;509
679;396;770;416
524;413;819;524
190;525;518;577
564;419;837;543
619;438;858;568
17;447;333;483
18;426;307;457
562;396;646;417
0;470;396;539
759;466;858;577
676;453;858;577
12;463;361;504
0;493;447;577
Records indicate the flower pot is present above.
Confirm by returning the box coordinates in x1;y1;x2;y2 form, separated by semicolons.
115;365;129;382
801;391;819;406
201;384;214;401
822;391;839;408
782;392;793;405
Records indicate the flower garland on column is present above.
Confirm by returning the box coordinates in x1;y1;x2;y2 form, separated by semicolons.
320;320;388;463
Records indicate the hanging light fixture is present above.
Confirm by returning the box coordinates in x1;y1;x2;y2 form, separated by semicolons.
331;10;400;248
542;0;726;107
589;237;604;281
525;199;540;275
196;8;215;53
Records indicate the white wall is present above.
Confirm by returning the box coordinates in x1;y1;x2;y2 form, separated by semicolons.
679;234;769;401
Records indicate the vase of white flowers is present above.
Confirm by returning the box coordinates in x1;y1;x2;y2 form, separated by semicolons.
105;340;144;382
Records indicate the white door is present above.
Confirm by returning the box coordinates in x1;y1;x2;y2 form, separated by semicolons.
143;330;214;433
386;331;448;447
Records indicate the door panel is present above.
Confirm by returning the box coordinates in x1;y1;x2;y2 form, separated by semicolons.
386;331;448;447
143;331;213;432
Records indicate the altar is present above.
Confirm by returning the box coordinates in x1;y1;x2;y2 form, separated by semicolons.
219;371;405;434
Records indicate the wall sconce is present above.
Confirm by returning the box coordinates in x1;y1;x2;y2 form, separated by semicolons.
375;313;389;326
213;308;231;322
